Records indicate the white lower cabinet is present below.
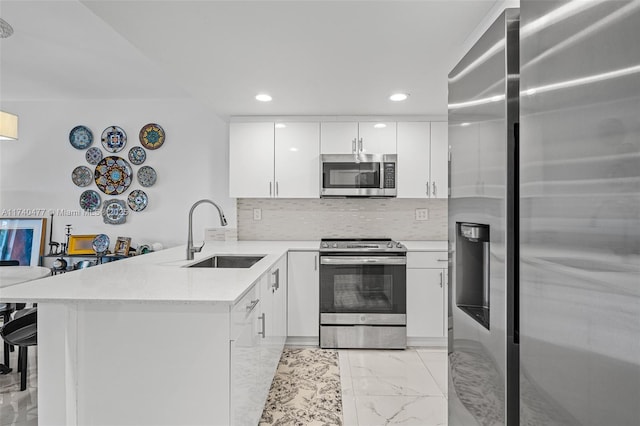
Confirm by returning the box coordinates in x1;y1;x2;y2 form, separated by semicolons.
406;251;448;343
287;251;319;339
231;255;287;426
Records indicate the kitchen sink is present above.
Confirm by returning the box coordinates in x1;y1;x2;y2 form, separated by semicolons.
187;255;265;269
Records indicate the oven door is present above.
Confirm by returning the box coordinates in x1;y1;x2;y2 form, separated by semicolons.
320;255;406;325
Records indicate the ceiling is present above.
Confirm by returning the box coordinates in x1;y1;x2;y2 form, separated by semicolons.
0;1;499;120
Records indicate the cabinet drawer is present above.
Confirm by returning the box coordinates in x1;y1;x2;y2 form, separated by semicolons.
407;251;448;269
231;284;260;339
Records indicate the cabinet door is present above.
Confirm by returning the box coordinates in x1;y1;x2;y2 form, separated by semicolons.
430;122;448;199
274;123;320;198
406;268;445;338
287;251;319;337
229;122;274;198
230;301;262;426
397;122;431;198
358;122;397;154
320;122;358;154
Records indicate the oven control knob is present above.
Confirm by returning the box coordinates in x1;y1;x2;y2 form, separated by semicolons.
332;243;338;248
321;242;328;248
396;242;403;248
387;242;393;248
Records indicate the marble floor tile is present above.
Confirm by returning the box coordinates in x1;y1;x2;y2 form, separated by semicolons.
0;347;38;426
348;349;428;378
351;366;443;396
417;350;449;396
354;395;447;426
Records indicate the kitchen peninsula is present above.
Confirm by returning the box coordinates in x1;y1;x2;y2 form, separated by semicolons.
0;241;317;426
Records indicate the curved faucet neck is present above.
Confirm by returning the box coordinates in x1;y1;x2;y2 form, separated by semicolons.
187;199;228;260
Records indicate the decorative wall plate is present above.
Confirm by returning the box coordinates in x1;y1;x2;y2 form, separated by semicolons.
139;123;165;150
85;147;103;165
128;146;146;165
102;199;128;225
101;125;127;153
137;165;157;187
69;125;93;150
79;189;101;212
94;156;132;195
127;189;148;212
72;165;93;187
92;234;110;254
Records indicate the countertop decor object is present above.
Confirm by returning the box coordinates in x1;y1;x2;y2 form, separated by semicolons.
85;147;103;165
94;156;132;195
127;189;148;212
114;236;131;256
101;125;127;153
102;199;128;225
68;235;98;255
69;125;93;150
71;165;93;187
0;110;18;140
137;165;157;187
128;146;146;165
79;189;101;212
0;218;47;266
139;123;165;150
92;234;110;255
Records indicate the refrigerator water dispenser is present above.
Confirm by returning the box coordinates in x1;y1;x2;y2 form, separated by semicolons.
456;222;490;329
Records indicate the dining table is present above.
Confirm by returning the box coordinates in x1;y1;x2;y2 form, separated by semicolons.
0;265;51;374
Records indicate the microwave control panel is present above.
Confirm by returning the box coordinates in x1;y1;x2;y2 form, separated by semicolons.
383;162;396;188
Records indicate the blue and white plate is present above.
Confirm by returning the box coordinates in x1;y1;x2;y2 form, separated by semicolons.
127;189;148;212
94;156;132;195
92;234;110;254
102;199;128;225
137;165;157;187
85;147;103;165
69;125;93;150
79;189;101;212
101;125;127;153
72;165;93;187
128;146;146;165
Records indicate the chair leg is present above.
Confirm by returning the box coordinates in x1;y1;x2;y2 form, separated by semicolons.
19;347;28;391
17;345;22;372
2;312;12;369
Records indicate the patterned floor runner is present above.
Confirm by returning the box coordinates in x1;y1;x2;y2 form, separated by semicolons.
259;348;343;426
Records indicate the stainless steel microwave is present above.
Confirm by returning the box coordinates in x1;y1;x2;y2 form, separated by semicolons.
321;154;397;197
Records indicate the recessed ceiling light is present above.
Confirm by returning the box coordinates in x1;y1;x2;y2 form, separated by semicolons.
275;123;286;129
255;94;272;102
389;93;409;102
374;123;387;129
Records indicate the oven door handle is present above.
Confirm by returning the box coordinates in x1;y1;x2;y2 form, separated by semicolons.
320;256;407;265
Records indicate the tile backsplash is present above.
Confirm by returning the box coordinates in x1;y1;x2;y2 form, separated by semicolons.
237;198;447;241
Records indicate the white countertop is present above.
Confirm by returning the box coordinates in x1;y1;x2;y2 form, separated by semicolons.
0;266;52;288
0;240;446;305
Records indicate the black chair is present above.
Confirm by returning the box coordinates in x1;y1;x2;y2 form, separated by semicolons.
0;307;37;390
0;259;19;374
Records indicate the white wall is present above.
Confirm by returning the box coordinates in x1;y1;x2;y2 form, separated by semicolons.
0;99;233;250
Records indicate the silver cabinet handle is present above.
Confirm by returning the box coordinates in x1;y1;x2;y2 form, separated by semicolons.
276;181;279;197
426;182;430;197
314;255;318;271
271;268;280;292
269;181;272;196
246;299;259;313
352;138;357;154
439;272;443;288
358;138;363;153
258;313;266;338
432;182;437;197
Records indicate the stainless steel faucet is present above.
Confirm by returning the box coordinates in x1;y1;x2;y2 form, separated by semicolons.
187;199;228;260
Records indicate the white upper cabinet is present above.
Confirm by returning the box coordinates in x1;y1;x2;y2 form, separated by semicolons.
430;122;448;199
229;122;320;198
320;122;358;154
320;122;396;154
274;123;320;198
357;122;397;154
396;121;448;199
229;122;274;198
397;122;431;198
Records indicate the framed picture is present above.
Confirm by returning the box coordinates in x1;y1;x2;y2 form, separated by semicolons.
0;218;47;266
68;234;98;255
114;237;131;256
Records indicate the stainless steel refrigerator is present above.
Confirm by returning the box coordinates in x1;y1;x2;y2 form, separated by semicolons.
448;2;640;425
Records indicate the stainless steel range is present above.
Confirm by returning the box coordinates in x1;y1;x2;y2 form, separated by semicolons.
319;238;407;349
